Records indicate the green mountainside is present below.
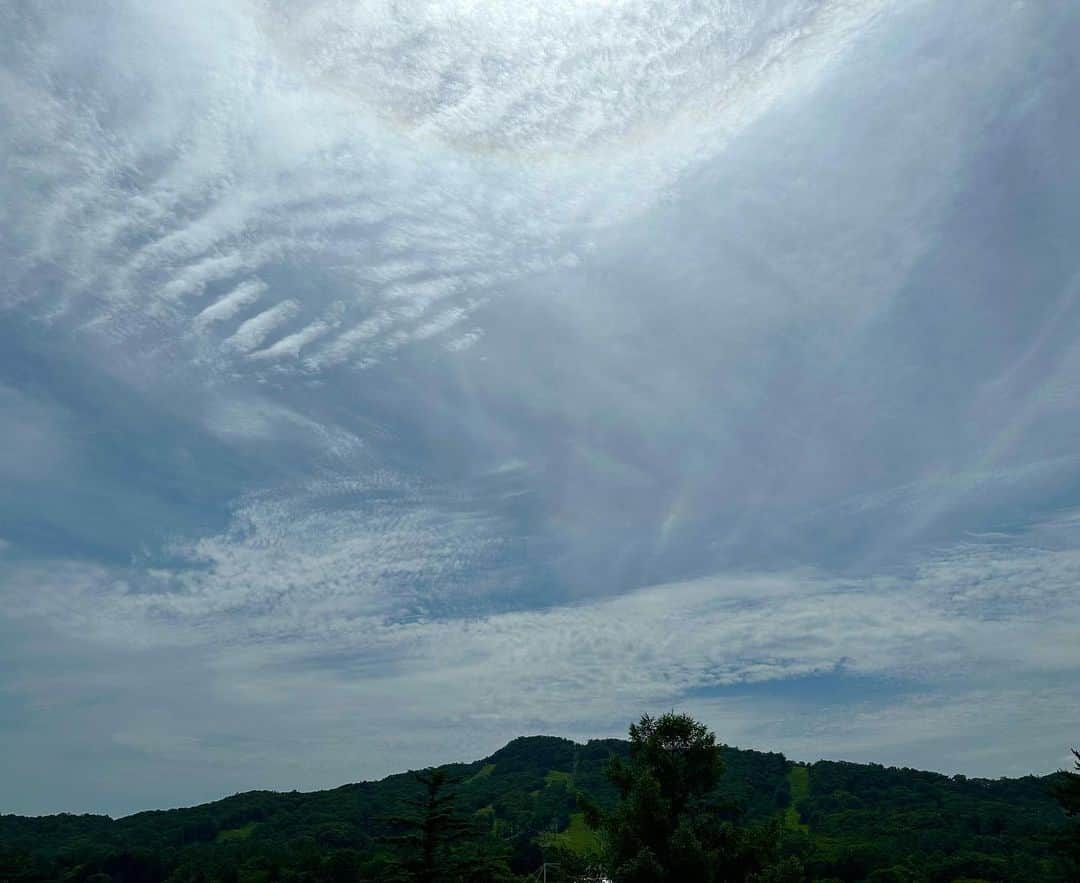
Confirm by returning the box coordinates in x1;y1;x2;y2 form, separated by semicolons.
0;735;1070;882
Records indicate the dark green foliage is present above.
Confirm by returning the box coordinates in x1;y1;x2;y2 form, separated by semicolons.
1052;749;1080;879
382;769;511;883
1054;749;1080;817
384;770;472;882
588;713;796;883
795;760;1066;882
0;733;1070;883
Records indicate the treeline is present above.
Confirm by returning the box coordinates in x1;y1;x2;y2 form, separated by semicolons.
1;717;1076;882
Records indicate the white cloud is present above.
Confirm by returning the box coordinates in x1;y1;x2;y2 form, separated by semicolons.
8;507;1080;757
226;300;301;352
0;0;892;377
7;518;1078;812
1;0;1078;814
193;279;267;329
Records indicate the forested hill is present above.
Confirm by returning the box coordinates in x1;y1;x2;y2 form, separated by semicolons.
0;735;1069;882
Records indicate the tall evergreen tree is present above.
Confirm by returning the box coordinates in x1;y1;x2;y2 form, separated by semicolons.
385;770;470;882
383;769;512;883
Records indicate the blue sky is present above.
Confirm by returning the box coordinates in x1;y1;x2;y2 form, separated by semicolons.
2;0;1079;816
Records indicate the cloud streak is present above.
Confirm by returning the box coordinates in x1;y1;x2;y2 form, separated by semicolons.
2;0;1080;813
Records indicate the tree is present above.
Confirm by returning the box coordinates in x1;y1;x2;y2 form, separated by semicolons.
383;769;512;883
323;848;364;883
1052;749;1080;877
1056;749;1080;816
583;713;793;883
384;770;470;883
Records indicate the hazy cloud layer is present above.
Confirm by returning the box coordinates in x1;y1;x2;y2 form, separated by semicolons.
2;0;1080;814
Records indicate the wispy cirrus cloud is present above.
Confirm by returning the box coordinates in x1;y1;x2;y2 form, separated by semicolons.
2;0;1080;814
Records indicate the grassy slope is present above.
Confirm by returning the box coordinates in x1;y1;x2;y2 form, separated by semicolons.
540;813;601;855
785;765;810;833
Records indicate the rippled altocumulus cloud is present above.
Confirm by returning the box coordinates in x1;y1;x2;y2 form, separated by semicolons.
2;0;1080;814
1;0;888;374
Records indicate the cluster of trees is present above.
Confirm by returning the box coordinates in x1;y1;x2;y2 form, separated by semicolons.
580;713;801;883
1;716;1077;882
384;714;800;883
379;716;1080;883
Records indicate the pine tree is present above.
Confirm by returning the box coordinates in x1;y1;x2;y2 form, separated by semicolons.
384;770;470;882
383;769;512;883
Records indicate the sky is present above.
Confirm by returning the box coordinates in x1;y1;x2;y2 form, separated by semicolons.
1;0;1079;816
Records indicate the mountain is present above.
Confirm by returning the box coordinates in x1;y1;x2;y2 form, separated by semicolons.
0;736;1069;882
